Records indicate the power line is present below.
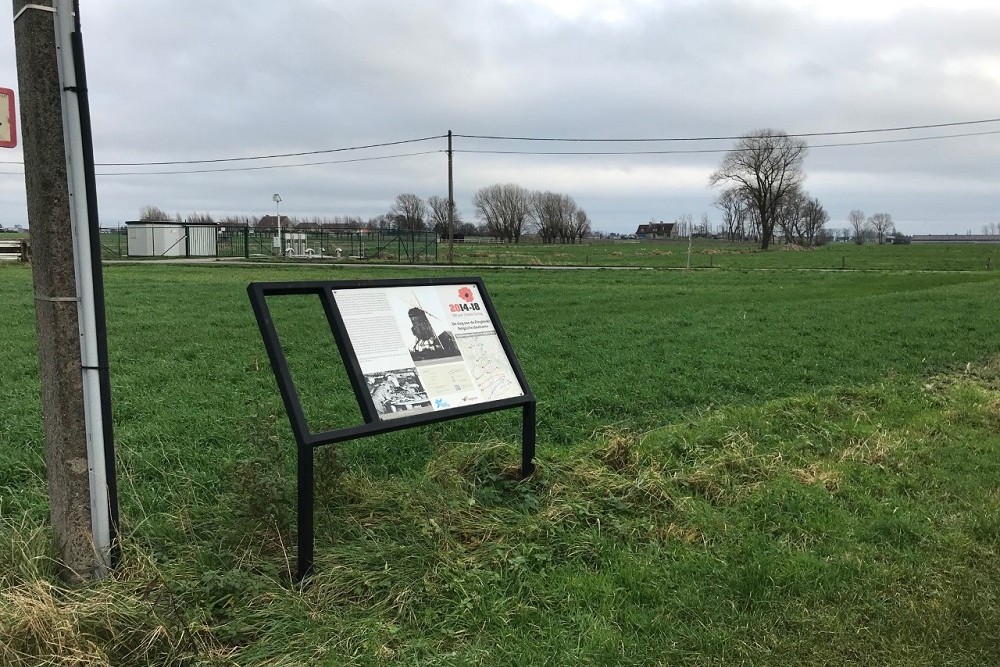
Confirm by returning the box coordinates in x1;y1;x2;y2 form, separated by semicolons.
454;117;1000;142
95;150;442;176
812;130;1000;149
2;118;998;173
0;134;448;173
1;128;994;175
453;129;1000;156
0;135;446;167
0;150;442;176
98;134;446;166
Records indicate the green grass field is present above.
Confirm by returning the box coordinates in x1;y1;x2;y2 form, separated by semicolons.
448;239;998;271
1;256;999;665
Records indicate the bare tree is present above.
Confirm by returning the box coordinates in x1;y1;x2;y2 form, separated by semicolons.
573;209;591;243
218;215;248;227
389;193;428;231
868;212;894;245
472;183;532;244
774;187;805;244
709;129;808;250
699;212;712;236
800;196;829;246
138;205;172;221
368;214;393;230
746;205;762;242
984;222;1000;236
530;191;580;244
428;195;461;236
714;188;749;241
848;209;868;245
773;190;828;246
185;212;215;225
675;213;694;237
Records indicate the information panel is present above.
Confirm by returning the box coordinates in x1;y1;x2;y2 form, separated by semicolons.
248;277;535;579
332;283;525;421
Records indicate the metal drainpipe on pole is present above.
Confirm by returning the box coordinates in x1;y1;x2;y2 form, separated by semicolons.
56;0;113;576
447;130;455;265
68;0;119;568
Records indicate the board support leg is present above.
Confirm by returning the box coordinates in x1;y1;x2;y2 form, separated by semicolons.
521;402;536;478
296;443;314;581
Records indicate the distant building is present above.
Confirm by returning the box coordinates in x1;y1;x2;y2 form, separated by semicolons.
256;214;290;229
635;222;676;239
124;220;218;257
911;234;1000;244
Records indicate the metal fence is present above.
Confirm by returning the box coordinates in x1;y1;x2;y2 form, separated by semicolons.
99;227;439;263
238;228;439;263
100;229;127;259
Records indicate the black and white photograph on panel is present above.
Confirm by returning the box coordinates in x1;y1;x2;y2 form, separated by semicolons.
332;283;525;418
395;291;463;364
365;368;433;418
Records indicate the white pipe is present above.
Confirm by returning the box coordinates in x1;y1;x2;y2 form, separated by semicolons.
54;0;110;576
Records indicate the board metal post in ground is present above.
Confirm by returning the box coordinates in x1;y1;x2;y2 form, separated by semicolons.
248;277;536;580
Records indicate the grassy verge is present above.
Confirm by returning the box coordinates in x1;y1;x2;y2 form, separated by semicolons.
2;359;998;665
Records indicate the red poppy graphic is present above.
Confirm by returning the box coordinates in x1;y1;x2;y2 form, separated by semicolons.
458;286;475;303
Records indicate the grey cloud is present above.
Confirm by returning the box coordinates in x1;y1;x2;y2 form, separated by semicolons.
1;0;998;233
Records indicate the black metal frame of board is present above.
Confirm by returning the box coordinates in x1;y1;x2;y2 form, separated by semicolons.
247;277;536;579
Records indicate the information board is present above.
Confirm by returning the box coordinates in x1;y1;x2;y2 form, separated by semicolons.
247;277;536;579
331;283;525;421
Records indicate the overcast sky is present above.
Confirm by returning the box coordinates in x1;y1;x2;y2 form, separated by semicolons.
2;0;999;235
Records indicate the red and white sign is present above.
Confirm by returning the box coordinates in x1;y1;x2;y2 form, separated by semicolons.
0;88;16;149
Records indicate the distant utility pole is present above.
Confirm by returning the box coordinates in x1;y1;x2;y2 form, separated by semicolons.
13;0;118;582
447;130;455;265
686;229;693;270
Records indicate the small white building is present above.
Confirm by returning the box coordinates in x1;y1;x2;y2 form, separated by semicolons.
126;221;218;257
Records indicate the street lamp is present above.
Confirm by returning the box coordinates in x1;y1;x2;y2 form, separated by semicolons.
272;193;282;255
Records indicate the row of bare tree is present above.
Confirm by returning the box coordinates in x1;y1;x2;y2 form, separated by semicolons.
709;130;815;249
361;188;591;244
378;193;461;234
847;210;895;244
323;188;593;244
713;187;829;246
137;203;480;235
471;184;591;244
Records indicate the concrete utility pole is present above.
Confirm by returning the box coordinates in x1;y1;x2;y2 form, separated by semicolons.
13;0;117;582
